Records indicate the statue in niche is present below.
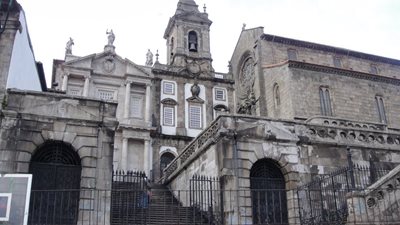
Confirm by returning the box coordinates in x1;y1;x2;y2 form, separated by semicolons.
145;49;153;66
106;29;115;45
65;37;74;54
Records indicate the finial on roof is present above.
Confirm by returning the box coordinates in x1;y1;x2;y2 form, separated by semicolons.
203;4;207;13
242;23;246;31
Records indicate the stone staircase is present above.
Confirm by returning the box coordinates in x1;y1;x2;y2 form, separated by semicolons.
112;183;212;225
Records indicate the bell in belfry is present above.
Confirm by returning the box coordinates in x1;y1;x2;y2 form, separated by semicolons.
189;43;197;51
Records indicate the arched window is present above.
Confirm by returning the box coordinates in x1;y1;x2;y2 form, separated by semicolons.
273;83;280;108
160;152;176;175
29;141;81;225
170;37;174;57
319;87;332;116
188;31;198;52
250;159;287;225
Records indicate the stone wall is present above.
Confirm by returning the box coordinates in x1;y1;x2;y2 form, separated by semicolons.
0;89;118;190
288;63;400;128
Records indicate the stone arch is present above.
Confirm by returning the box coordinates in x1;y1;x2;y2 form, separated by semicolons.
250;158;288;224
160;151;176;176
29;140;81;225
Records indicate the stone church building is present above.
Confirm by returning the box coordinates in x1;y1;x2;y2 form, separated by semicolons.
1;0;400;225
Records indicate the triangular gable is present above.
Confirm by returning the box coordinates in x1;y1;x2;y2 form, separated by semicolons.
125;58;152;77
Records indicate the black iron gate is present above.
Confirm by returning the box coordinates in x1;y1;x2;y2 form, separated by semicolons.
250;159;288;225
28;141;81;225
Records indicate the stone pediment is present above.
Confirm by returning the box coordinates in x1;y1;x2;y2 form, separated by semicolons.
64;54;96;69
186;96;204;104
161;98;178;105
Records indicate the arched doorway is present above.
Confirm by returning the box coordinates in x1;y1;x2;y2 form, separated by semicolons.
160;152;175;176
29;141;81;225
250;159;288;225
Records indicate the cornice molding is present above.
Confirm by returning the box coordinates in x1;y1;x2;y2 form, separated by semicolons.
288;61;400;85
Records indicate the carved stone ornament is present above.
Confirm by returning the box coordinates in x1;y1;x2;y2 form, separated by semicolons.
187;61;201;75
103;55;116;73
190;83;200;97
161;98;178;105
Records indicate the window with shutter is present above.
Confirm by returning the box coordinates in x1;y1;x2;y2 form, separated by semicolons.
215;88;226;101
189;105;202;129
163;82;175;95
163;106;175;126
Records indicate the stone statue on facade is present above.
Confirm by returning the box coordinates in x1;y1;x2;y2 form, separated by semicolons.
145;49;153;66
106;29;115;45
237;91;259;115
65;37;74;55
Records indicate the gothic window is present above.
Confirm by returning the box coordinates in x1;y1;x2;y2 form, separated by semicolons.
130;95;143;118
287;49;297;60
163;81;175;95
240;57;255;96
375;95;387;124
273;83;280;108
214;88;226;101
319;87;333;116
188;31;198;52
370;64;379;74
333;56;342;68
163;106;175;126
98;89;114;100
189;104;202;129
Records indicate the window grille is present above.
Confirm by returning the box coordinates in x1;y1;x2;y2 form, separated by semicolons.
214;88;226;101
69;88;81;96
189;105;202;129
163;82;175;95
98;90;114;100
163;106;175;126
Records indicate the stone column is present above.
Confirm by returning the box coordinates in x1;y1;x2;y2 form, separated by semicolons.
61;73;69;91
83;76;90;97
121;138;128;171
144;140;151;178
145;84;152;125
124;81;131;118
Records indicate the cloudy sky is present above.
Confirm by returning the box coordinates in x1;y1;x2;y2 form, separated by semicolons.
17;0;400;85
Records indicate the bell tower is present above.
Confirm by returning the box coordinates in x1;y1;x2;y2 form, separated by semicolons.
164;0;214;74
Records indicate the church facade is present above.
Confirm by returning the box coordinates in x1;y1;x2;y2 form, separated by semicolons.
1;0;400;224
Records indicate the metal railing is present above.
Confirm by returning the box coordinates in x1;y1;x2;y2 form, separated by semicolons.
297;151;394;225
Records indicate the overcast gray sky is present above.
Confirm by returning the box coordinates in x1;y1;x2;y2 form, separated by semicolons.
17;0;400;85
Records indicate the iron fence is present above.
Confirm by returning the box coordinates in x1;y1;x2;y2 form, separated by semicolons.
297;154;393;225
189;175;223;224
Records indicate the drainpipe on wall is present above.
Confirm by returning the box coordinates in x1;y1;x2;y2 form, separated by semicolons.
231;117;241;222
